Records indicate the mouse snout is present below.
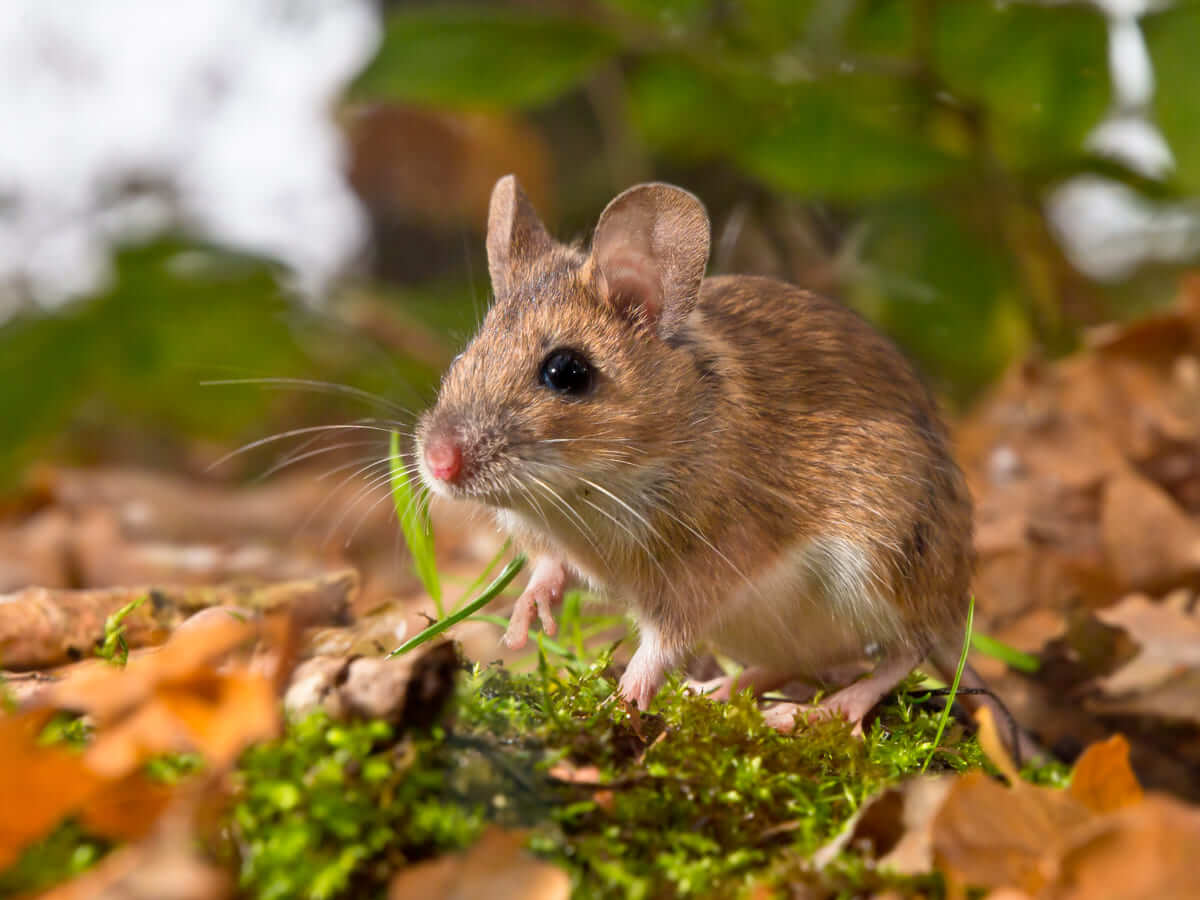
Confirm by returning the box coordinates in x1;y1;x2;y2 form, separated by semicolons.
423;434;464;484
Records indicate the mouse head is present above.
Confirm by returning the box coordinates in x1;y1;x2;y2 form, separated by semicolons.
417;175;710;518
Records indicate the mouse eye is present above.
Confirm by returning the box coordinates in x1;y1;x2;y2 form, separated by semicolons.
539;348;593;396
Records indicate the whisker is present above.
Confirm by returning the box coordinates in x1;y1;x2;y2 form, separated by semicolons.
325;466;400;545
207;423;408;472
257;439;386;481
201;377;415;416
525;473;602;550
579;496;668;582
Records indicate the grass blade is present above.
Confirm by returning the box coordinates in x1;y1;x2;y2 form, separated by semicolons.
921;594;974;773
388;555;527;657
971;631;1040;673
389;430;443;616
454;538;512;612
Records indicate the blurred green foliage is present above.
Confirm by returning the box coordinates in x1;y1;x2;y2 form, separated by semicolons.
1144;2;1200;193
0;243;451;492
3;0;1198;489
352;0;1191;400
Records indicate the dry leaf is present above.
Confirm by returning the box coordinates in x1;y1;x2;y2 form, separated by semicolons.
0;569;355;670
0;613;289;867
1067;735;1143;814
933;708;1106;895
39;804;232;900
388;827;569;900
1086;593;1200;726
934;707;1200;899
0;709;104;869
1051;792;1200;900
1101;472;1200;591
876;778;955;876
932;769;1091;895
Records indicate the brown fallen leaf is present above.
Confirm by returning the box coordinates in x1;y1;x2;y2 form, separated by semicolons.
875;778;955;876
0;568;356;670
1100;471;1200;592
933;708;1200;899
387;827;568;900
0;613;292;868
1079;593;1200;727
1067;734;1143;814
0;709;104;869
39;799;232;900
1050;792;1200;900
932;765;1091;896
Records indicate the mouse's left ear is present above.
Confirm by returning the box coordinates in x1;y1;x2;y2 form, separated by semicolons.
590;183;710;339
487;175;554;299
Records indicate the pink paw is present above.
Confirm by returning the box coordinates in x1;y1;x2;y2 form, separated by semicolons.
684;675;735;702
501;558;566;650
761;699;866;737
618;662;665;711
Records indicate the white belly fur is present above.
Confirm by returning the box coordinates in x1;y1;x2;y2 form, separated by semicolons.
709;536;906;674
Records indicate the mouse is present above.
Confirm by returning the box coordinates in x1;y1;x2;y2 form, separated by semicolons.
417;174;1033;752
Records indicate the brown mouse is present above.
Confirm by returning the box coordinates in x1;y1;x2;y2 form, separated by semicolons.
417;175;1031;750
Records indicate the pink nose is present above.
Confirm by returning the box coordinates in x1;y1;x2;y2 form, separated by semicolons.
424;436;463;483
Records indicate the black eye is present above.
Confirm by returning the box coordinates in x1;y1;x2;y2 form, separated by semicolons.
539;348;593;396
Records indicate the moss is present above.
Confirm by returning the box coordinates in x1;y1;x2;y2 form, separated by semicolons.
228;713;487;900
3;646;1013;899
0;822;110;897
220;646;995;899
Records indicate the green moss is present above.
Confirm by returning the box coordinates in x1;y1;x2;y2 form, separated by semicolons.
222;645;995;900
0;822;109;897
228;713;486;900
3;646;1004;899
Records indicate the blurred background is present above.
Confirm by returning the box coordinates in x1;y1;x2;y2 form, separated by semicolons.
2;0;1198;491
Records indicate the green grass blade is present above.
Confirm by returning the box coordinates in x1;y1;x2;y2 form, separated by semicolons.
453;538;512;612
389;430;443;617
971;631;1040;673
388;556;527;657
921;594;974;773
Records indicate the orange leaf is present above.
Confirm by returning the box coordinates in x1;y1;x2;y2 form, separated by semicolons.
79;772;174;843
1068;734;1143;814
0;710;103;869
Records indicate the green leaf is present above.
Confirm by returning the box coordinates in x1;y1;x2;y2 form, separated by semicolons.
852;195;1029;402
738;82;961;199
971;632;1041;674
355;10;619;109
388;555;526;657
932;1;1110;166
1144;3;1200;192
0;241;444;496
627;58;751;161
630;56;959;199
389;430;442;616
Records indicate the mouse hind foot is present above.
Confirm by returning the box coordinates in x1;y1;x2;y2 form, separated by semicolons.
684;666;797;702
760;651;922;737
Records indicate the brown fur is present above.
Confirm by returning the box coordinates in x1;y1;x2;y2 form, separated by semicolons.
418;177;974;687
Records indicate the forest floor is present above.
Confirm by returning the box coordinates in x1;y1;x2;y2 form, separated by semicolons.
3;278;1200;898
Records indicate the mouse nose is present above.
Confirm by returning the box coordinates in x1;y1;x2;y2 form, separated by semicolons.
424;435;463;483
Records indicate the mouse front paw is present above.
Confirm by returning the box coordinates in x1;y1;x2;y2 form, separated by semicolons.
501;556;569;650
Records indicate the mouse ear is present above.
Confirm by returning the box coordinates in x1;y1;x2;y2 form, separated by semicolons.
487;175;554;298
590;183;710;339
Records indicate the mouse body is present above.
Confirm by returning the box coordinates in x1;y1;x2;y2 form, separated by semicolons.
418;176;978;732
